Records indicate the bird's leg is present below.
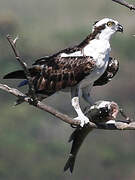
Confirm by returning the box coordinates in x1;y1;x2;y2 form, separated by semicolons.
71;87;90;127
82;91;94;105
82;85;94;114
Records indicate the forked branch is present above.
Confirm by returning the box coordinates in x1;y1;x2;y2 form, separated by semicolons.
6;35;37;103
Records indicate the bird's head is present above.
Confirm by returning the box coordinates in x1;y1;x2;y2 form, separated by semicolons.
92;18;123;40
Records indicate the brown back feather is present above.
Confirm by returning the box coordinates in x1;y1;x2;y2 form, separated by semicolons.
33;56;95;96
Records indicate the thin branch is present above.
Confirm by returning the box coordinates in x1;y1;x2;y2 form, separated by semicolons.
13;35;19;45
6;35;37;103
1;83;135;130
91;121;135;130
0;83;81;126
112;0;135;10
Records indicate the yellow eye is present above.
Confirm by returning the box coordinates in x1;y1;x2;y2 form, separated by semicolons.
107;21;115;27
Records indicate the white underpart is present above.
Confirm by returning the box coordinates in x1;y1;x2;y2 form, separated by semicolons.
60;18;119;126
61;38;111;78
64;38;111;126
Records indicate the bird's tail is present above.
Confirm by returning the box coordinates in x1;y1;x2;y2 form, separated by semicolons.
3;70;26;79
3;68;40;87
3;70;29;87
3;66;40;80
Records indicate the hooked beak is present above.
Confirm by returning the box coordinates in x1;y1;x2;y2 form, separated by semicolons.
117;24;123;32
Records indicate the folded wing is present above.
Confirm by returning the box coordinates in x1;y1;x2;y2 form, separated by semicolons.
4;56;96;97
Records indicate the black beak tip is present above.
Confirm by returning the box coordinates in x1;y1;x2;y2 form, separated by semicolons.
117;24;123;33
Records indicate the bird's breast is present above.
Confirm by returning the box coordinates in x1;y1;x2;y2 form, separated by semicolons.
83;39;111;58
79;56;109;88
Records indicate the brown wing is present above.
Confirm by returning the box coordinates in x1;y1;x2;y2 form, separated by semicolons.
33;56;96;96
93;57;119;86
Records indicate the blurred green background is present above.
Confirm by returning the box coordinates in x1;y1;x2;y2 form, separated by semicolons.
0;0;135;179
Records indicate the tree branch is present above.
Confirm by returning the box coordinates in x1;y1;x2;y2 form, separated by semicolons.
6;35;38;103
112;0;135;11
0;83;81;126
1;83;135;130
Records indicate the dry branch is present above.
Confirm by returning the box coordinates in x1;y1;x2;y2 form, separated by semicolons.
112;0;135;10
0;83;81;126
6;35;38;103
0;83;135;130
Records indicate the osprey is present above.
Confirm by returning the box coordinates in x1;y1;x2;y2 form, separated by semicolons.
3;18;123;127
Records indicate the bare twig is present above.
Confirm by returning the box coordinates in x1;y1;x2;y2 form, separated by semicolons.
112;0;135;10
6;35;37;103
13;35;19;45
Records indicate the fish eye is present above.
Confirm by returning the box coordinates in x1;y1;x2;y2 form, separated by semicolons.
107;21;115;27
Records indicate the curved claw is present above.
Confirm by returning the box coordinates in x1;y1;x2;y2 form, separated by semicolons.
74;115;90;127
